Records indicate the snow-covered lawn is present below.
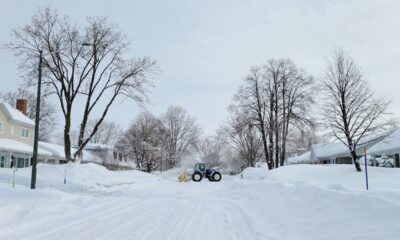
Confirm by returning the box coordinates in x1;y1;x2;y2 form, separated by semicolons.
1;164;399;240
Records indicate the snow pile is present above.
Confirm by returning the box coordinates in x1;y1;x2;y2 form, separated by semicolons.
240;164;400;191
0;163;161;193
239;167;271;181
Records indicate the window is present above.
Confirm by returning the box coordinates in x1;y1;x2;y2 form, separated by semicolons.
0;156;4;168
20;128;29;138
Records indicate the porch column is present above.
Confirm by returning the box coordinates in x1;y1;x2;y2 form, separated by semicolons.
9;151;12;168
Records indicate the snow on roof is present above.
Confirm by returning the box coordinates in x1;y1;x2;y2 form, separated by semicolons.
311;142;348;161
84;143;114;151
39;142;66;158
368;129;400;155
0;138;52;156
81;150;100;162
310;131;391;161
0;99;35;127
39;141;100;162
287;151;311;164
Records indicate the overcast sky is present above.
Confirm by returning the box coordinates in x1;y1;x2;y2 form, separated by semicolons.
1;0;399;136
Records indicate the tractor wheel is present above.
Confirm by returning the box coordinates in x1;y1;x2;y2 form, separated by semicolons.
192;172;203;182
212;172;222;182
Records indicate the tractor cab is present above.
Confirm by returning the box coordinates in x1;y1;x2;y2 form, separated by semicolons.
194;162;206;172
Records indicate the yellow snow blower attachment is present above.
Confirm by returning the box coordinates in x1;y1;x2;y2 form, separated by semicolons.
178;168;188;182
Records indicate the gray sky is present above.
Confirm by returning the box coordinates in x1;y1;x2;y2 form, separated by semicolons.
1;0;399;136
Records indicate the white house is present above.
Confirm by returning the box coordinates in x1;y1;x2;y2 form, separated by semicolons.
83;143;135;169
287;131;392;165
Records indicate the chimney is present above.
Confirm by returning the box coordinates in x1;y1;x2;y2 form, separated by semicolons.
16;99;28;116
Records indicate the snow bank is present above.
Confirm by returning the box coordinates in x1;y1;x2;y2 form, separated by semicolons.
0;163;161;193
239;164;400;192
240;167;271;181
228;165;400;240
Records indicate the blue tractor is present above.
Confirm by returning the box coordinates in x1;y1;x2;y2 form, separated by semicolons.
191;162;222;182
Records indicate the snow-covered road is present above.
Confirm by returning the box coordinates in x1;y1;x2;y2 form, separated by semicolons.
1;164;400;240
1;180;268;240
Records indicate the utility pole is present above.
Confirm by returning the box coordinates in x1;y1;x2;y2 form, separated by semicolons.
31;50;42;189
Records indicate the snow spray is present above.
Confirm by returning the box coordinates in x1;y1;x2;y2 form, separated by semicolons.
364;147;369;190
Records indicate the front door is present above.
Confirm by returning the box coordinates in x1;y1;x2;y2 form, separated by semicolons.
17;157;25;168
0;156;4;168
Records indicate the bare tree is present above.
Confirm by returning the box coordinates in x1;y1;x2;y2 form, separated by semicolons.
84;119;122;145
7;8;156;162
117;112;162;172
0;87;56;141
263;59;314;167
198;136;225;168
233;59;314;169
159;105;200;169
233;66;272;169
221;110;263;168
286;123;327;156
321;49;390;172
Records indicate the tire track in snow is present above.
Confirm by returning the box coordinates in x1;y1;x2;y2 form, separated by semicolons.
3;197;145;240
0;198;118;239
94;198;173;240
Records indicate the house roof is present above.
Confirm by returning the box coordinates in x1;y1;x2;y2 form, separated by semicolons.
38;141;66;159
0;138;52;156
0;99;35;127
39;141;100;162
84;143;114;151
287;151;311;164
311;142;348;160
368;129;400;155
310;131;391;161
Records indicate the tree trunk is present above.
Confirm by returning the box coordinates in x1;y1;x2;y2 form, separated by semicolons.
64;104;73;162
351;149;361;172
280;143;286;166
274;130;279;169
268;93;275;168
76;111;90;160
280;80;286;167
258;118;272;170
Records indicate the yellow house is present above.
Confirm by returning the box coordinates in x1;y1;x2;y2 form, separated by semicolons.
0;99;51;168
